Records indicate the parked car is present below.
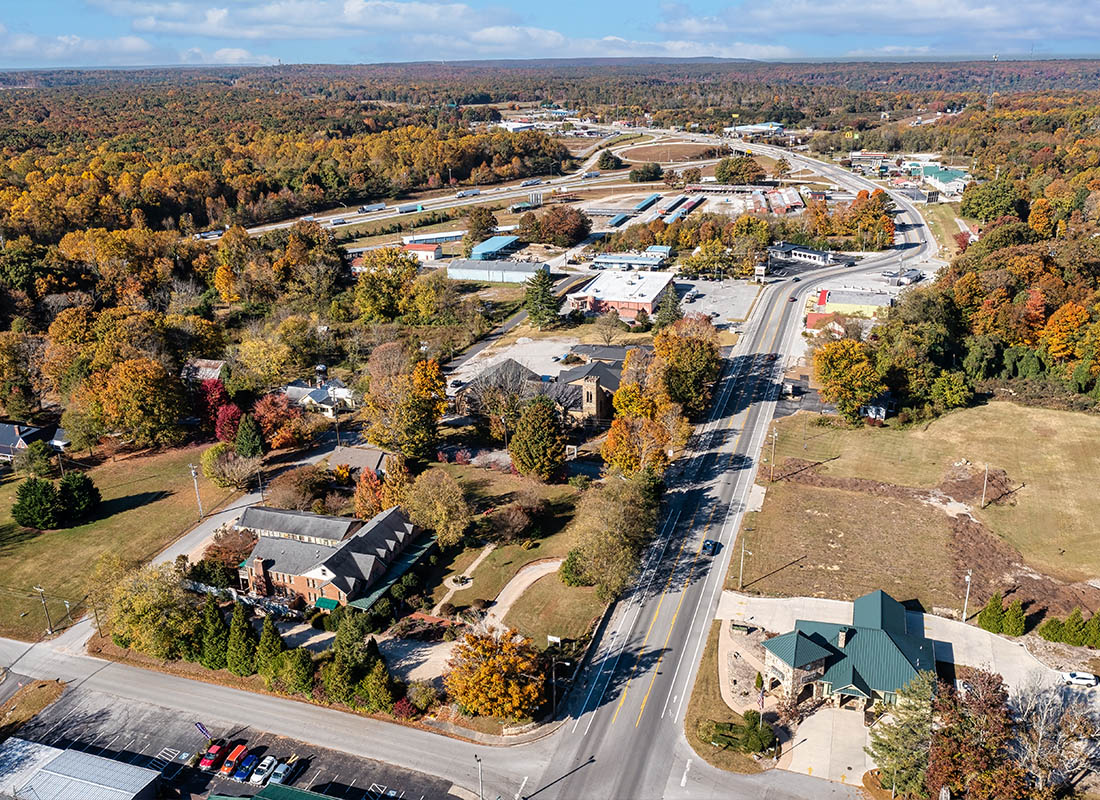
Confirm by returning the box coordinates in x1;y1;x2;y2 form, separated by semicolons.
220;745;248;777
701;539;719;556
233;753;259;782
269;757;300;786
1061;671;1099;687
250;756;278;785
199;744;225;771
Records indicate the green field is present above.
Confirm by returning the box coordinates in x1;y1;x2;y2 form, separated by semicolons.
766;402;1100;581
917;201;966;257
503;574;603;649
0;446;234;640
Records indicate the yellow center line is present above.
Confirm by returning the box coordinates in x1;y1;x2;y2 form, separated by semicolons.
631;293;794;727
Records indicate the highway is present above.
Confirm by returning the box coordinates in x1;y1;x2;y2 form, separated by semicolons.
0;132;941;800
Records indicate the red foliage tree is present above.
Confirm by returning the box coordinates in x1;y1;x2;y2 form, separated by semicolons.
252;393;301;442
214;402;243;442
197;378;229;430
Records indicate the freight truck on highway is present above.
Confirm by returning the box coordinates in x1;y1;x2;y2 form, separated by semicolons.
358;202;386;213
397;203;424;213
455;189;481;198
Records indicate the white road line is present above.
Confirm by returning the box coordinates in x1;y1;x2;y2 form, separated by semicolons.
680;759;691;787
39;707;77;743
514;774;529;800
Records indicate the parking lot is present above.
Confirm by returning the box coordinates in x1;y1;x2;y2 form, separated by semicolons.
676;278;760;323
18;688;453;799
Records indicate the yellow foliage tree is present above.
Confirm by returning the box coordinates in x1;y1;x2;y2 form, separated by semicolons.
1041;301;1090;362
444;629;543;720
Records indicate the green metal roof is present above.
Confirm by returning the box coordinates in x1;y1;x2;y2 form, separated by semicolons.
852;590;907;635
762;630;833;669
258;785;335;799
314;596;339;610
347;532;435;612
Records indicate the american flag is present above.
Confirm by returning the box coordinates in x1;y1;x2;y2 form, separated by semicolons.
758;687;765;710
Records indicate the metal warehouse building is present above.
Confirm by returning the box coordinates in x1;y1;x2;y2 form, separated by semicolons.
447;259;548;284
7;745;160;800
470;235;521;261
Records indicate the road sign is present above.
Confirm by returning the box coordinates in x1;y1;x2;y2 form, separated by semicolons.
195;722;212;740
547;635;562;645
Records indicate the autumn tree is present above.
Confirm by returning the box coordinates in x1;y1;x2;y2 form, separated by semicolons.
444;629;543;720
537;206;591;247
653;316;720;417
508;395;565;481
252;392;302;445
365;356;446;461
97;358;185;446
107;559;198;660
215;402;243;442
1040;301;1089;362
601;417;670;476
353;468;385;518
1028;197;1055;238
197;378;229;430
813;339;884;423
353;248;418;321
405;469;470;547
523;268;559;330
714;156;765;184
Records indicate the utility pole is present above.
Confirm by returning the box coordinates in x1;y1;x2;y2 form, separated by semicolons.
962;569;973;622
188;464;204;520
474;755;483;800
769;429;778;482
33;586;53;635
980;463;989;509
738;537;753;591
329;387;341;446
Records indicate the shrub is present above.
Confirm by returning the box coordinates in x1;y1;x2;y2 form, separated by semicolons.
11;477;61;529
567;475;591;490
57;472;101;522
976;593;1004;633
559;549;593;587
739;711;776;753
438;602;457;618
1002;599;1026;636
392;696;417;719
407;680;439;712
454;449;471;465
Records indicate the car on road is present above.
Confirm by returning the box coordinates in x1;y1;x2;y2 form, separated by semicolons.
233;753;259;782
788;295;798;302
250;755;278;785
220;745;248;777
269;757;300;786
701;539;719;556
1061;671;1099;687
791;276;801;282
199;744;225;771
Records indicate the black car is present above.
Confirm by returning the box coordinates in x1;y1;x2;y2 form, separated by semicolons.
701;539;719;556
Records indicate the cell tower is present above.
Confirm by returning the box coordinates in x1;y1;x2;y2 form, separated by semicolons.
987;54;999;112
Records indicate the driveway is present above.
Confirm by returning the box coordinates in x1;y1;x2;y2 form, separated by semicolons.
780;708;873;786
716;591;1057;692
483;558;563;632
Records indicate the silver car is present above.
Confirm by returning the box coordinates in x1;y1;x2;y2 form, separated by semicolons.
250;755;278;785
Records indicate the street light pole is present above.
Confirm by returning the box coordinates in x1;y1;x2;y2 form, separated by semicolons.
33;586;53;635
188;464;204;520
738;539;753;591
474;755;483;800
329;388;341;447
770;429;778;482
962;569;973;622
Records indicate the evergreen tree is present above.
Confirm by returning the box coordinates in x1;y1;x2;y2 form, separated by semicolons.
255;615;286;679
654;289;683;329
57;472;101;523
1037;618;1065;643
275;648;315;695
976;593;1004;633
1083;613;1100;649
1063;607;1087;646
332;611;372;674
322;653;355;705
1002;599;1026;637
234;413;265;458
355;658;396;713
865;671;936;797
508;395;565;481
199;594;230;671
226;603;257;676
11;477;61;529
524;269;560;330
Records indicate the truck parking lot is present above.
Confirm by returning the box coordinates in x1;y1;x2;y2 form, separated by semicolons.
18;688;453;799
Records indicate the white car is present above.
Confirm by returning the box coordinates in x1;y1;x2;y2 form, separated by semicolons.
250;755;278;785
1061;671;1099;687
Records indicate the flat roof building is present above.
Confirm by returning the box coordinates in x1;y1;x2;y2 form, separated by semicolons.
470;235;521;261
816;288;894;319
447;259;548;284
401;243;442;262
768;241;835;266
591;252;667;271
10;745;160;800
566;270;674;321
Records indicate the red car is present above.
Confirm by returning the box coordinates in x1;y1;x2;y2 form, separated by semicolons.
199;744;225;771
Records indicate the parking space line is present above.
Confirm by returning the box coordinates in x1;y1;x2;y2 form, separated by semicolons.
38;707;77;743
96;734;121;755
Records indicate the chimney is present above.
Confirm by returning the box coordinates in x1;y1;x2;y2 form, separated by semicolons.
837;627;850;648
251;557;269;596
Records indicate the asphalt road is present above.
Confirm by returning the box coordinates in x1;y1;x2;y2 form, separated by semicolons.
0;132;940;800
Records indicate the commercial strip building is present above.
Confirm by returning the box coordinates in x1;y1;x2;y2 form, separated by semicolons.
762;590;935;708
767;241;836;267
0;740;160;800
814;288;894;319
447;259;548;284
469;235;521;261
919;164;970;196
401;243;442;262
566;270;675;321
590;252;667;271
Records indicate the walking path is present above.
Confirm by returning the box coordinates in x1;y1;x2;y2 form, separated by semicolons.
430;544;496;616
482;559;564;633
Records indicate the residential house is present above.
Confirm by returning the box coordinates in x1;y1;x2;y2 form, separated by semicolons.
180;358;227;384
402;243;443;263
0;423;51;462
761;590;936;708
328;445;397;477
283;378;356;418
241;506;419;608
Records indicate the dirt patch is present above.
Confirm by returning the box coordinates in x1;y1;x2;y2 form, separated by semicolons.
0;679;65;743
775;458;1100;619
619;143;720;163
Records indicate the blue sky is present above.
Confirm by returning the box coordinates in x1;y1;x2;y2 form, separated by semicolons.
1;0;1098;68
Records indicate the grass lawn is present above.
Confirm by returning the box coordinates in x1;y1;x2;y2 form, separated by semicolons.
732;482;960;611
917;202;965;258
766;402;1100;582
426;465;580;608
682;621;763;774
0;445;234;640
503;574;604;648
0;680;64;743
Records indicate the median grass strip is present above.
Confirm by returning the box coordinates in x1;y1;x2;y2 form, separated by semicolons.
768;402;1100;581
0;445;233;641
682;621;762;774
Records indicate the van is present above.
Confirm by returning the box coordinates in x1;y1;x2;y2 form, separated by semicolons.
220;745;248;777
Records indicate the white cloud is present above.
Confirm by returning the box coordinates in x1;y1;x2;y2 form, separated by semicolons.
845;45;934;58
0;23;161;66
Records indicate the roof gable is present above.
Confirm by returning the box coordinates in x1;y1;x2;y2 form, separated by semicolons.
763;629;833;668
852;589;908;635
